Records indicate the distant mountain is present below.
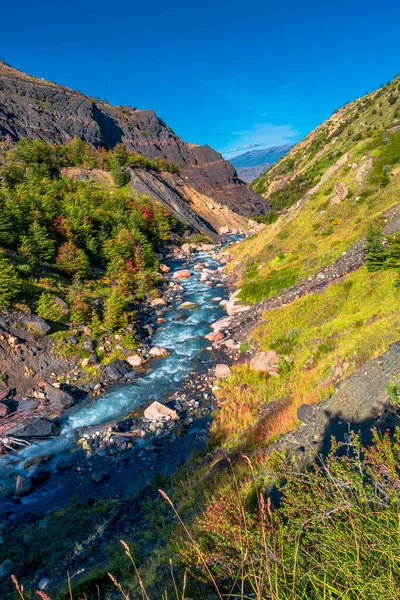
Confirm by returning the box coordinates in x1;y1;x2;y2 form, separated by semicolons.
231;145;292;182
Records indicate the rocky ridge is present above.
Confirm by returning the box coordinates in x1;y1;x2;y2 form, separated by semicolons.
0;64;272;226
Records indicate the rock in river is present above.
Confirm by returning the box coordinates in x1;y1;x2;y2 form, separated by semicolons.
149;347;170;357
43;383;74;410
144;401;179;421
14;474;33;497
172;269;191;280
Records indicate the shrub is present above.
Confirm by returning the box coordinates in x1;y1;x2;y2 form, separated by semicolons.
103;287;128;331
36;292;67;323
0;251;21;306
364;226;388;272
56;241;90;279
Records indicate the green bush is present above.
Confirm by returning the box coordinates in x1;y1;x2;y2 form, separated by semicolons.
36;292;67;323
0;251;21;306
364;226;388;272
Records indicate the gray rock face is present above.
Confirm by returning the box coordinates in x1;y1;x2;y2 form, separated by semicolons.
0;64;272;223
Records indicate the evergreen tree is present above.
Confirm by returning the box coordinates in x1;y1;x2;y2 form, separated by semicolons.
56;241;90;280
0;251;21;306
36;292;66;323
21;220;55;262
387;233;400;268
103;287;128;331
0;204;15;247
364;226;388;272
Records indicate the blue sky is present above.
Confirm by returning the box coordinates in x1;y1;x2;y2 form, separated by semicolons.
2;0;400;158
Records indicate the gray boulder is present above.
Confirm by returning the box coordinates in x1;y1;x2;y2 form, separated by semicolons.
14;474;33;497
0;559;13;578
44;383;74;410
22;315;51;335
83;337;94;352
7;417;60;440
56;456;73;470
104;359;131;381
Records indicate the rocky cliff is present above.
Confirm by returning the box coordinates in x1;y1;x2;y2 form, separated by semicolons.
0;64;271;221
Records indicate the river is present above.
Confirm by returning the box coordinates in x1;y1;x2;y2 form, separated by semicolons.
0;242;234;517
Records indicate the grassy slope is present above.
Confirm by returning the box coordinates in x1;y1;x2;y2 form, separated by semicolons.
215;76;400;446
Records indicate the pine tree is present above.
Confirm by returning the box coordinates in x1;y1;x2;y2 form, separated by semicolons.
36;292;66;323
56;241;90;280
364;226;388;272
0;251;21;306
0;205;15;248
387;233;400;268
21;220;55;262
103;287;128;331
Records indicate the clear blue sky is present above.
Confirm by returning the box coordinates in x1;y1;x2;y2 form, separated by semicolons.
2;0;400;157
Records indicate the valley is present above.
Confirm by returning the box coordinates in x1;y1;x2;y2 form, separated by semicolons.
0;63;399;600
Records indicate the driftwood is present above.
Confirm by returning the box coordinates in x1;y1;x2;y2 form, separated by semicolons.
110;430;142;438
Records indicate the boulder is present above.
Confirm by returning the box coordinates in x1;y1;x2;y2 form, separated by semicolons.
81;357;90;367
211;316;232;332
297;404;316;425
82;337;94;352
329;181;348;206
215;364;232;379
219;225;230;234
14;474;33;497
179;301;197;309
181;243;194;254
56;456;73;470
225;290;251;316
43;383;74;410
249;351;280;373
38;578;51;591
172;269;191;280
159;264;171;273
127;355;143;367
22;315;51;335
54;296;68;315
144;401;179;421
0;559;13;579
24;453;54;469
151;297;167;307
92;470;110;483
149;347;170;357
204;331;224;342
6;417;60;440
104;359;131;381
0;403;7;417
31;465;51;484
143;324;154;337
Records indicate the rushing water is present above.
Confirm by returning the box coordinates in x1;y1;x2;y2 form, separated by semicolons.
0;246;231;486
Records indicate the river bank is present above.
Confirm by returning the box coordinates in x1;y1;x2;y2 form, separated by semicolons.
0;236;245;524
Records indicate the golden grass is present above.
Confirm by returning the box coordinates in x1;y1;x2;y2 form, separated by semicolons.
213;267;400;449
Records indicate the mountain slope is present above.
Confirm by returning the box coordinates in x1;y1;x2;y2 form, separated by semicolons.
218;74;400;447
0;63;271;222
